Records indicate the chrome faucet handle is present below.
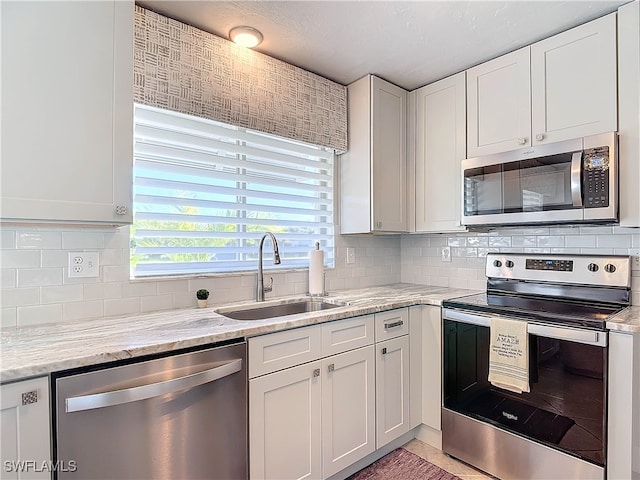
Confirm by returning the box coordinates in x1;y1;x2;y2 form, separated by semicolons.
264;276;274;294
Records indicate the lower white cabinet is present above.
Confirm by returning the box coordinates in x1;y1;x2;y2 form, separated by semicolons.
249;361;323;480
375;335;410;447
0;377;52;480
249;309;412;479
321;346;376;478
249;315;378;480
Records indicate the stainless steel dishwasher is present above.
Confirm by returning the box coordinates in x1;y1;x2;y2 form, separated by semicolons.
53;340;247;480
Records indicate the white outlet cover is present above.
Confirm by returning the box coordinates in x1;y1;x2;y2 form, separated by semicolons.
68;252;100;278
442;246;452;262
630;249;640;271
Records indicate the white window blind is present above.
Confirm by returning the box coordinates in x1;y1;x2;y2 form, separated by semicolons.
132;104;334;278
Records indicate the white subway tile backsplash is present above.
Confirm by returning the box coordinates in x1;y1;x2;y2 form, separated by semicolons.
1;269;16;289
41;285;84;304
565;235;596;248
536;236;564;247
62;232;105;250
17;304;63;327
0;250;41;269
0;230;16;249
140;295;174;313
63;300;104;322
597;234;632;248
17;231;62;249
104;297;140;317
17;268;63;287
83;283;123;300
41;250;69;268
1;308;17;328
1;287;40;308
1;223;638;328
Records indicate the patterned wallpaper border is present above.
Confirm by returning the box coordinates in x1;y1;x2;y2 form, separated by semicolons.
133;6;347;152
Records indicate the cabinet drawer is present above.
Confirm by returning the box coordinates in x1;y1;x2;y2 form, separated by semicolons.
375;308;409;341
321;315;375;357
249;325;322;378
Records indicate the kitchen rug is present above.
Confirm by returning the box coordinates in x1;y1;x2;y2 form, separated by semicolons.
347;448;462;480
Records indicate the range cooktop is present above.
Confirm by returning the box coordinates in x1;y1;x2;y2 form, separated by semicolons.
442;292;625;331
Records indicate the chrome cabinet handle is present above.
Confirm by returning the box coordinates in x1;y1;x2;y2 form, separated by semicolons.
518;137;527;145
115;205;128;215
327;364;335;373
384;320;403;330
535;133;545;142
381;347;388;355
66;358;242;413
313;368;320;378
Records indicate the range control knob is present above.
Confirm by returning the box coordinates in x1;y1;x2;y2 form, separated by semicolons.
587;263;599;272
505;260;514;268
493;260;503;268
604;264;616;273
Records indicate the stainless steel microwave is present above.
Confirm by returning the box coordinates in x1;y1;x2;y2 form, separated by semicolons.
461;132;618;226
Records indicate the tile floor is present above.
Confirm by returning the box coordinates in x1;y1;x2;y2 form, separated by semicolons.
402;439;494;480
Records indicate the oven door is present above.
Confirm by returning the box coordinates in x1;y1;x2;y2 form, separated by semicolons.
441;308;607;480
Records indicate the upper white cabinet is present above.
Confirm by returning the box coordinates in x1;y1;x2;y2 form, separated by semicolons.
467;13;617;157
0;1;133;225
1;377;52;480
617;0;640;228
340;75;408;234
531;13;617;145
466;47;531;158
413;72;467;232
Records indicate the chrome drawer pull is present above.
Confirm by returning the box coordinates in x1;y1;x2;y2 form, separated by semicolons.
384;320;403;330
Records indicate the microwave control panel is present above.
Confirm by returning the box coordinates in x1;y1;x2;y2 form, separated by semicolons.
583;146;609;208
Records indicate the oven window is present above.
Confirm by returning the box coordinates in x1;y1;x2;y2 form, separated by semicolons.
464;152;579;216
443;319;607;466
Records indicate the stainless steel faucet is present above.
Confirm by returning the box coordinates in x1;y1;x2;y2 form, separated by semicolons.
256;232;281;301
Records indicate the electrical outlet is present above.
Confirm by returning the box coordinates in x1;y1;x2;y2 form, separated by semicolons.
68;252;99;278
630;249;640;271
441;246;452;262
346;247;356;265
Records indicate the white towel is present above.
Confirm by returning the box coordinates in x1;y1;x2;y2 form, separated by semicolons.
488;317;530;393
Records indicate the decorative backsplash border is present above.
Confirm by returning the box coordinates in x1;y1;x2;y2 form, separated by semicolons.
133;6;347;152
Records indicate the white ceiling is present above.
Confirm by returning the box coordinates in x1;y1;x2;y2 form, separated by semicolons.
136;0;629;90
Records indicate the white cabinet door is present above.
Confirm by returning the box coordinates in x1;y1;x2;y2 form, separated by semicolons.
466;47;531;157
0;377;51;480
415;72;467;232
340;75;407;234
531;13;617;146
375;335;410;447
371;76;407;233
249;362;322;480
321;346;375;478
0;1;133;225
617;0;640;228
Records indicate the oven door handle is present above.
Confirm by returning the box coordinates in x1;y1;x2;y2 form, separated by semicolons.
442;308;607;347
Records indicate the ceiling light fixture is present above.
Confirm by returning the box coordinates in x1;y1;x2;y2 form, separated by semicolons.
229;26;263;48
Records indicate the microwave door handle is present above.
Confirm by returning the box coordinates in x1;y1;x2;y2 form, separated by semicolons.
570;151;583;207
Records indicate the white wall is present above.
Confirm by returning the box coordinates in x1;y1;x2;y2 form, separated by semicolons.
401;225;640;304
0;225;400;328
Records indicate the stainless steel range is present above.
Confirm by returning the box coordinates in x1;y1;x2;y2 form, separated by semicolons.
442;253;631;480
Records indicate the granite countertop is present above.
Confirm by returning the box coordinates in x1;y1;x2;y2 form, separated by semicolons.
0;284;475;383
1;283;638;383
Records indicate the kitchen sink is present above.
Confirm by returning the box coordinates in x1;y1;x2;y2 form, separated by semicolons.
215;298;345;321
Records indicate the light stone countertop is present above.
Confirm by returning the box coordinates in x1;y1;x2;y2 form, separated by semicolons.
0;284;476;383
1;283;638;383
